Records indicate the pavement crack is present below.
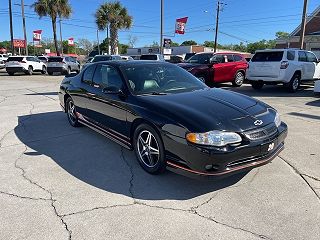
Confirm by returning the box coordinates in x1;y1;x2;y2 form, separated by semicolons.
26;88;58;102
120;147;136;201
279;155;320;202
194;211;272;239
0;190;51;201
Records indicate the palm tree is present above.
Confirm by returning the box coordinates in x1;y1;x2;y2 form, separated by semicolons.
95;1;132;55
32;0;72;56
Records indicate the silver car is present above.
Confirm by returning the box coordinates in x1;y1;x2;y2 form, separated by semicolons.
47;56;80;75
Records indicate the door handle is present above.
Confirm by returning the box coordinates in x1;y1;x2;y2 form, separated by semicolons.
87;92;95;96
93;84;100;88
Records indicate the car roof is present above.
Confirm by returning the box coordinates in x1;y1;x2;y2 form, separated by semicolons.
85;60;172;67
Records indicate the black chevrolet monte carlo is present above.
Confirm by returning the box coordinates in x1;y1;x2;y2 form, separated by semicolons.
59;61;288;180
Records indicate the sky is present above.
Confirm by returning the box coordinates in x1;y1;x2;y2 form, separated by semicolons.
0;0;319;47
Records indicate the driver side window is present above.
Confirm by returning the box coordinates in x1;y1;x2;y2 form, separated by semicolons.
92;65;123;89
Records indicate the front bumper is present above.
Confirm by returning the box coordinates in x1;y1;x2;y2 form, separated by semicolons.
165;122;288;180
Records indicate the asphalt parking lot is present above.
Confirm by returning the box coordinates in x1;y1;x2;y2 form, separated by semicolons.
0;70;319;240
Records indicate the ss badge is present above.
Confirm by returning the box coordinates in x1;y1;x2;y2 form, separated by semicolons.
268;143;275;152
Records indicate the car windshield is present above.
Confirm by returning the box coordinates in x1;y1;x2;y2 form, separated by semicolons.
48;57;63;62
92;56;112;62
121;63;206;95
185;53;213;64
251;51;284;62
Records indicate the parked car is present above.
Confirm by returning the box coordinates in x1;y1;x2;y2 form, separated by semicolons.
47;56;80;75
0;54;8;62
59;61;287;179
247;49;320;92
82;55;122;68
140;54;165;61
184;52;196;61
130;55;140;60
5;56;47;75
178;52;248;87
167;55;184;64
38;56;48;64
0;60;5;69
120;55;134;61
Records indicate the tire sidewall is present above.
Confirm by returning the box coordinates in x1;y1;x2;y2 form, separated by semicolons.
289;74;301;92
233;71;245;87
27;66;33;75
66;97;81;127
133;124;166;174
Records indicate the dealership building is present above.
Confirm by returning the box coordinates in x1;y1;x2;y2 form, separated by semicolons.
275;5;320;57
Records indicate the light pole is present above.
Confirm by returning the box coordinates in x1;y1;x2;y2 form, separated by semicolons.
59;18;63;55
160;0;164;54
8;0;14;54
299;0;308;49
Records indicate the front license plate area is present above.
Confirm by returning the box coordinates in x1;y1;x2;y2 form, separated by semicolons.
261;138;279;155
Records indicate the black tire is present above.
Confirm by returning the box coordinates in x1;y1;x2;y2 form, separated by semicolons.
251;81;264;90
7;72;14;76
66;97;81;127
133;124;166;175
48;72;53;76
287;73;301;93
232;71;245;87
26;66;33;75
41;66;47;74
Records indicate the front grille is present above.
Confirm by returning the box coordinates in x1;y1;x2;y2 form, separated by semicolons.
243;123;278;141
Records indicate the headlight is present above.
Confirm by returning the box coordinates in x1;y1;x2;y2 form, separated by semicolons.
186;130;242;147
274;112;281;127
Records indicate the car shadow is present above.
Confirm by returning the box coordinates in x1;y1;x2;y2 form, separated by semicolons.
219;83;315;98
14;111;248;201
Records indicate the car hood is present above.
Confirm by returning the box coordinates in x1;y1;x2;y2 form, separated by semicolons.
137;88;275;133
177;62;202;69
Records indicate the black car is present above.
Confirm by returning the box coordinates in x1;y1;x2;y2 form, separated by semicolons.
59;61;287;179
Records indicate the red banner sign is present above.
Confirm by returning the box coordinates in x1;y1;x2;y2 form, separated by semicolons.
175;17;188;35
68;38;75;46
33;30;42;41
13;39;26;48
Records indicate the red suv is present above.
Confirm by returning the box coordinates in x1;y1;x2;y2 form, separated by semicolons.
177;52;248;87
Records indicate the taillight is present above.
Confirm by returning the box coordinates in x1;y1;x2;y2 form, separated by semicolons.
280;61;289;69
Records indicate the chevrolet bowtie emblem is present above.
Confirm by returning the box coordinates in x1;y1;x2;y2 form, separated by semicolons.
254;120;263;126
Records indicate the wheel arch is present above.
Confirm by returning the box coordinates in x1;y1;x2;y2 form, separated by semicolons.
130;118;162;145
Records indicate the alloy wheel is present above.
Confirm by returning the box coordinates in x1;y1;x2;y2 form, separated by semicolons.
292;77;299;90
137;130;160;168
67;100;77;124
235;72;244;85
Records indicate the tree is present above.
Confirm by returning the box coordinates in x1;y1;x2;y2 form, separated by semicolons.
203;41;223;49
95;1;132;55
78;38;95;55
246;40;276;54
275;31;290;39
150;41;159;47
32;0;72;56
171;42;180;47
181;40;197;46
118;43;129;54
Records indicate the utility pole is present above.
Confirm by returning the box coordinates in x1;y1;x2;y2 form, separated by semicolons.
106;24;109;54
160;0;164;55
97;30;100;55
8;0;14;54
59;18;63;56
21;0;28;55
214;1;221;53
299;0;308;49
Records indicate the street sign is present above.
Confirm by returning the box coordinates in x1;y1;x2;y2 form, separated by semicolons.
13;39;26;48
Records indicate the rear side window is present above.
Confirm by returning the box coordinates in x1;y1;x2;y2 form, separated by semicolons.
251;51;284;62
298;51;307;62
211;54;226;63
7;57;24;62
140;55;158;60
48;57;63;62
82;65;96;84
92;56;112;62
227;55;234;62
287;51;295;60
306;52;318;62
234;55;243;62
